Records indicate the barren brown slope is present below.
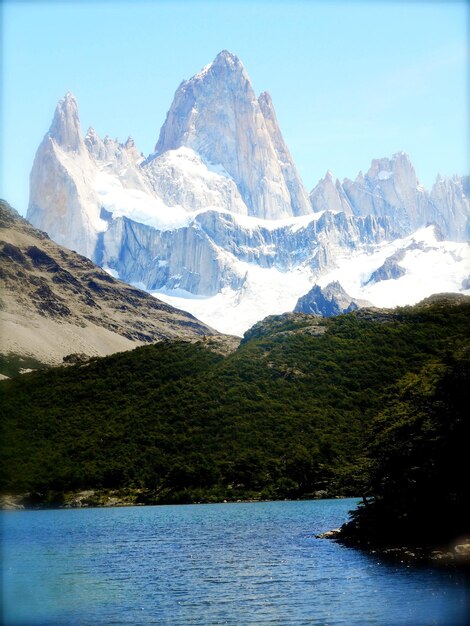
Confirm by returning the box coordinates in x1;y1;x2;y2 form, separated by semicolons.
0;200;229;374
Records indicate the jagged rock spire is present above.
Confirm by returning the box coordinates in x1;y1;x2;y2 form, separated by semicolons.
309;170;354;215
152;51;311;219
49;92;84;152
27;92;102;260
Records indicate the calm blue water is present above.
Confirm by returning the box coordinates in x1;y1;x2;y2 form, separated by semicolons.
1;498;468;625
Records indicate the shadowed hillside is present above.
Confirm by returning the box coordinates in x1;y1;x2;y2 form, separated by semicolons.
0;200;220;376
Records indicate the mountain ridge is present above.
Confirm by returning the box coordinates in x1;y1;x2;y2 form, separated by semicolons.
310;151;469;241
26;51;470;334
294;281;371;316
0;200;220;376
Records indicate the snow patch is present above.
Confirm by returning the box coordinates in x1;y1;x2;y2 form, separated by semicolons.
378;170;393;181
153;261;314;336
103;266;120;279
318;226;470;310
204;159;232;179
95;170;193;231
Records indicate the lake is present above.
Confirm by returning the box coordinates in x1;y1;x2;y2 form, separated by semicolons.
1;498;468;625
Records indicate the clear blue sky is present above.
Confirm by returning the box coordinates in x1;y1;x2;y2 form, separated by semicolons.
1;0;468;216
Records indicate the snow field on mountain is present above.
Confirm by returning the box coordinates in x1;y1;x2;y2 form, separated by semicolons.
153;262;313;337
95;170;192;231
95;156;328;237
154;226;469;335
318;227;470;310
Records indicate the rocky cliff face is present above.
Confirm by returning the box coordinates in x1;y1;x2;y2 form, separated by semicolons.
310;152;470;242
430;175;470;241
28;93;106;259
152;50;311;219
97;209;393;298
364;251;407;285
294;281;371;316
309;171;354;215
342;152;432;232
257;91;312;217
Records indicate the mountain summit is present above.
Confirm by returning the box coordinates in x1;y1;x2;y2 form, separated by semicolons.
309;151;470;240
26;52;470;335
152;51;311;219
28;92;103;260
49;92;84;152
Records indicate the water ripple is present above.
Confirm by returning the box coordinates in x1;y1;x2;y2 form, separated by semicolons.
2;499;469;625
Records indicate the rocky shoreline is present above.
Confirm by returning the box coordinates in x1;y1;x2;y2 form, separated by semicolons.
0;490;148;511
1;490;346;511
316;528;470;568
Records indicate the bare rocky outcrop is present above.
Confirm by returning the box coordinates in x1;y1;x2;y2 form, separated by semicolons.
310;171;354;215
364;251;407;285
294;281;371;316
0;495;25;510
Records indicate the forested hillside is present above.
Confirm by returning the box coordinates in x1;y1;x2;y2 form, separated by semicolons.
1;295;469;526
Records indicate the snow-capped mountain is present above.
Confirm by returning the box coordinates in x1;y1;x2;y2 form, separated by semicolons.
27;51;470;336
151;50;311;219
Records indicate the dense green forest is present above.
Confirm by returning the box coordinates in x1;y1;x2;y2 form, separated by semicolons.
1;295;469;547
339;347;469;548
